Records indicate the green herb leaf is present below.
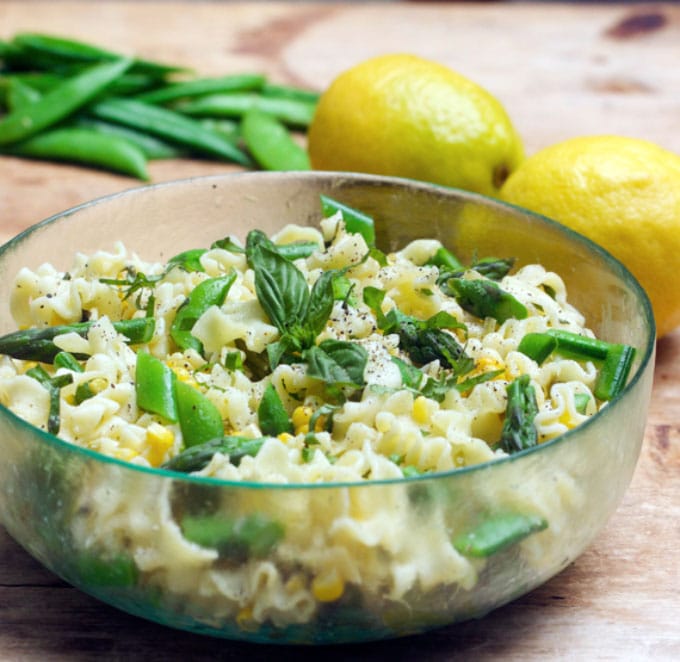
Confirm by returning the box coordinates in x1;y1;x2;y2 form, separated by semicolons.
258;382;293;436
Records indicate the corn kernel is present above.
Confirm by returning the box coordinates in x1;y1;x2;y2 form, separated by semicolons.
170;365;199;388
292;405;312;430
412;395;430;425
236;606;258;632
311;569;345;603
113;447;138;462
145;423;175;466
278;432;295;445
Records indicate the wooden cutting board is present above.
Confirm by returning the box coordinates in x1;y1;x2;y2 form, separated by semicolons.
0;2;679;660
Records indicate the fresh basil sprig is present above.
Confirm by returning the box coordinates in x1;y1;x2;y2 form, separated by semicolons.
246;230;368;395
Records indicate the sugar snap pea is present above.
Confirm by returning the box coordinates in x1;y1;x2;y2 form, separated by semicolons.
176;92;317;128
5;77;41;110
241;110;310;171
0;57;132;145
73;117;181;159
87;96;252;166
136;73;266;105
10;32;185;77
1;126;150;179
261;82;321;104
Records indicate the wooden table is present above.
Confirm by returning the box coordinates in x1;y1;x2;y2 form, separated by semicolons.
1;2;679;659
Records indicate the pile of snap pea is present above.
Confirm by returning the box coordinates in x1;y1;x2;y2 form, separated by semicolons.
0;32;318;179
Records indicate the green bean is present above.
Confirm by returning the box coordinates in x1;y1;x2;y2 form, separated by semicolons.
0;317;155;363
74;551;138;587
87;96;252;166
0;57;132;145
453;512;548;558
1;126;149;180
176;92;317;128
73;117;181;159
136;73;265;105
241;110;310;171
10;32;185;77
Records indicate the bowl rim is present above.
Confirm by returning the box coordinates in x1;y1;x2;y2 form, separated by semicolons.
0;171;656;490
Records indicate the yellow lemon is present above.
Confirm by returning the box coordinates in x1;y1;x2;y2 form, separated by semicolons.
308;53;524;196
500;135;680;337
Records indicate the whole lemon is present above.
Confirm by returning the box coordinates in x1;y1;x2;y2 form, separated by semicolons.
500;135;680;337
308;53;524;196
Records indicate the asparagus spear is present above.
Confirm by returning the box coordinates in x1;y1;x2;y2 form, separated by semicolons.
0;317;155;362
499;374;539;454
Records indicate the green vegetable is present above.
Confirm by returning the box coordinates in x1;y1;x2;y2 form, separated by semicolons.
499;374;539;454
364;287;471;373
181;512;284;559
593;343;636;401
241;109;311;171
53;351;83;373
87;96;252;166
320;195;376;246
176;92;317;128
0;316;155;363
135;351;179;422
425;246;464;272
0;57;133;145
1;126;150;180
175;379;224;448
26;365;73;435
304;340;368;392
8;32;183;77
261;82;321;104
574;392;591;414
170;273;236;354
257;383;293;436
135;73;266;104
5;77;41;110
73;551;138;587
445;277;528;323
544;328;611;361
74;117;181;159
453;512;548;558
518;329;636;401
469;256;515;280
162;436;266;472
517;332;558;365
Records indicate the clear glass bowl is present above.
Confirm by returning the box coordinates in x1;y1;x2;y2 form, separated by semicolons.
0;172;655;644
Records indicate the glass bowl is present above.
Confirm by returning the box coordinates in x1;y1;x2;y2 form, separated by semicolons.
0;172;655;644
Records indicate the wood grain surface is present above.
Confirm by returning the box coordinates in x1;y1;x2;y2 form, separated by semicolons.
1;2;679;660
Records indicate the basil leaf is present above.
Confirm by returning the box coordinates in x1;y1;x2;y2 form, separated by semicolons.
318;339;367;387
304;341;367;390
250;244;309;334
304;269;337;338
391;356;424;390
167;248;207;273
